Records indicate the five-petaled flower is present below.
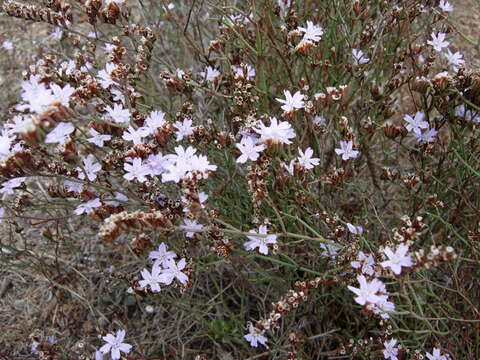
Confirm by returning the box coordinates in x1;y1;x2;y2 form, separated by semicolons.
335;140;359;161
244;324;268;348
99;329;132;360
347;275;387;306
244;225;277;255
276;90;305;113
380;243;413;275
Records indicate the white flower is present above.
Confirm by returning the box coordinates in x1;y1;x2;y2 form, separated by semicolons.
383;338;399;360
180;218;204;238
98;63;117;89
255;117;296;145
139;264;163;292
45;122;74;144
143;110;166;135
298;21;323;42
347;223;363;235
352;49;370;64
347;275;387;306
200;66;220;82
297;147;320;169
380;243;413;275
404;111;429;135
351;251;375;276
319;243;341;259
276;90;304;112
313;115;326;126
427;32;449;52
87;128;111;147
335;140;359;160
20;75;56;113
173;118;195;141
234;64;255;80
64;180;83;193
2;41;13;50
244;225;277;255
105;103;131;124
426;348;448;360
439;0;453;12
145;153;169;175
123;158;150;183
77;155;102;181
235;136;265;163
282;159;296;176
50;28;63;41
149;242;177;268
413;127;438;144
244;324;268;348
444;49;464;72
99;329;132;360
122;126;148;145
74;198;102;215
0;177;26;195
50;84;75;106
159;258;189;285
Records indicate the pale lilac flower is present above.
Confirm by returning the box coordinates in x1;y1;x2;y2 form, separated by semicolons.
0;177;25;195
313;115;326;126
335;140;359;160
427;32;449;52
282;159;295;176
159;258;189;285
180;218;204;238
173;118;195;141
404;112;429;135
383;338;399;360
64;180;83;193
74;198;102;215
235;136;266;163
50;28;63;41
347;223;363;235
276;90;305;112
444;49;464;72
87;128;111;147
50;84;75;105
145;153;169;175
143;110;166;135
99;329;132;360
244;225;277;255
105;103;131;124
234;64;255;80
45;122;74;144
0;207;5;223
20;75;55;113
352;49;370;64
347;275;387;306
97;63;117;89
351;251;375;276
149;242;177;268
439;0;453;12
139;264;163;292
2;41;13;50
255;117;296;145
380;244;413;275
297;147;320;169
426;348;448;360
122;126;148;145
298;21;323;42
77;154;102;181
200;66;220;82
123;158;150;183
455;105;480;123
244;324;268;348
320;243;341;259
413;127;438;144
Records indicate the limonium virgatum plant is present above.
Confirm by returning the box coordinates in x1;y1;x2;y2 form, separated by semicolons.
0;0;478;358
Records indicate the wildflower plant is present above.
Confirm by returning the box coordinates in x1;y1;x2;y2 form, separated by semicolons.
0;0;478;358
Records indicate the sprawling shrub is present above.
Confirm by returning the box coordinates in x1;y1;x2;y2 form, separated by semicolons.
0;0;478;358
